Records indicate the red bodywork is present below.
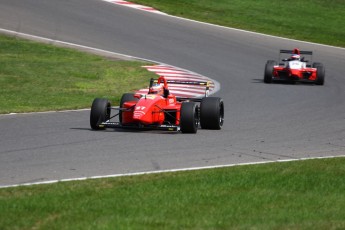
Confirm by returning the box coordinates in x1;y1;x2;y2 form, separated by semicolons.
272;64;318;81
122;76;182;126
122;94;181;125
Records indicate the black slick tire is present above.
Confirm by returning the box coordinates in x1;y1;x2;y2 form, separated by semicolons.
90;98;111;130
200;97;224;130
264;60;276;83
180;102;199;134
313;62;325;85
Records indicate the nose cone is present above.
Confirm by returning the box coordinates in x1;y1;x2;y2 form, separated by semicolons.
290;69;301;78
132;95;160;124
133;108;146;120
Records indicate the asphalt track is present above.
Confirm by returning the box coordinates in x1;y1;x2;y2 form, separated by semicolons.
0;0;344;187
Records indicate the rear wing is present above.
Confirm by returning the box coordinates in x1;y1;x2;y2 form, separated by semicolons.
280;50;313;55
167;80;211;100
152;78;210;87
279;49;313;64
167;80;211;87
151;78;211;99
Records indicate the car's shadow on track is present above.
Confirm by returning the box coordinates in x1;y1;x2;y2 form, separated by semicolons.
252;79;317;86
252;78;295;85
70;128;180;135
252;79;265;83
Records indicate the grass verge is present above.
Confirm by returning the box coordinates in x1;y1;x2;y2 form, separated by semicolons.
0;34;156;114
1;157;345;229
132;0;345;47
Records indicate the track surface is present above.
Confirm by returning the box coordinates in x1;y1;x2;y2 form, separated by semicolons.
0;0;344;186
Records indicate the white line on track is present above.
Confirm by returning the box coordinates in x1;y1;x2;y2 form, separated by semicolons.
0;108;90;117
1;155;344;189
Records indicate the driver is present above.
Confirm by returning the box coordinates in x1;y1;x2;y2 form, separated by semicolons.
289;48;303;61
293;48;300;55
149;83;164;95
148;76;170;97
290;54;300;61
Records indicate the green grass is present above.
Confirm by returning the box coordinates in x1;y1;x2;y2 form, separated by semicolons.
1;157;345;229
0;35;156;114
132;0;345;47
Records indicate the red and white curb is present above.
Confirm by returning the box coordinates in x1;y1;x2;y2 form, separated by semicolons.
101;0;167;15
137;64;216;98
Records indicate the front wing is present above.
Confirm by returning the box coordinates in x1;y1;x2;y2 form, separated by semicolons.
273;67;317;82
98;121;180;131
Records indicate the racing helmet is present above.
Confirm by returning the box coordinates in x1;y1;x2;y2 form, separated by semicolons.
149;83;164;94
293;48;300;55
291;54;300;60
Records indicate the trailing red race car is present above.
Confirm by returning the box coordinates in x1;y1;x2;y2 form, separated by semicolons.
264;48;325;85
90;76;224;133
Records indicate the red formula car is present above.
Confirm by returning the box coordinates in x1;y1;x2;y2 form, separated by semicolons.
90;76;224;133
264;48;325;85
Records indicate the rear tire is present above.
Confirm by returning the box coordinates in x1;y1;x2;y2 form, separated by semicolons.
313;63;325;85
200;97;224;130
90;98;111;130
180;102;199;134
264;60;276;83
119;93;138;124
312;62;322;67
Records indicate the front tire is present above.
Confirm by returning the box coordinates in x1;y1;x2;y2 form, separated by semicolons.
90;98;111;130
200;97;224;130
180;102;199;134
264;60;276;83
313;63;325;85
